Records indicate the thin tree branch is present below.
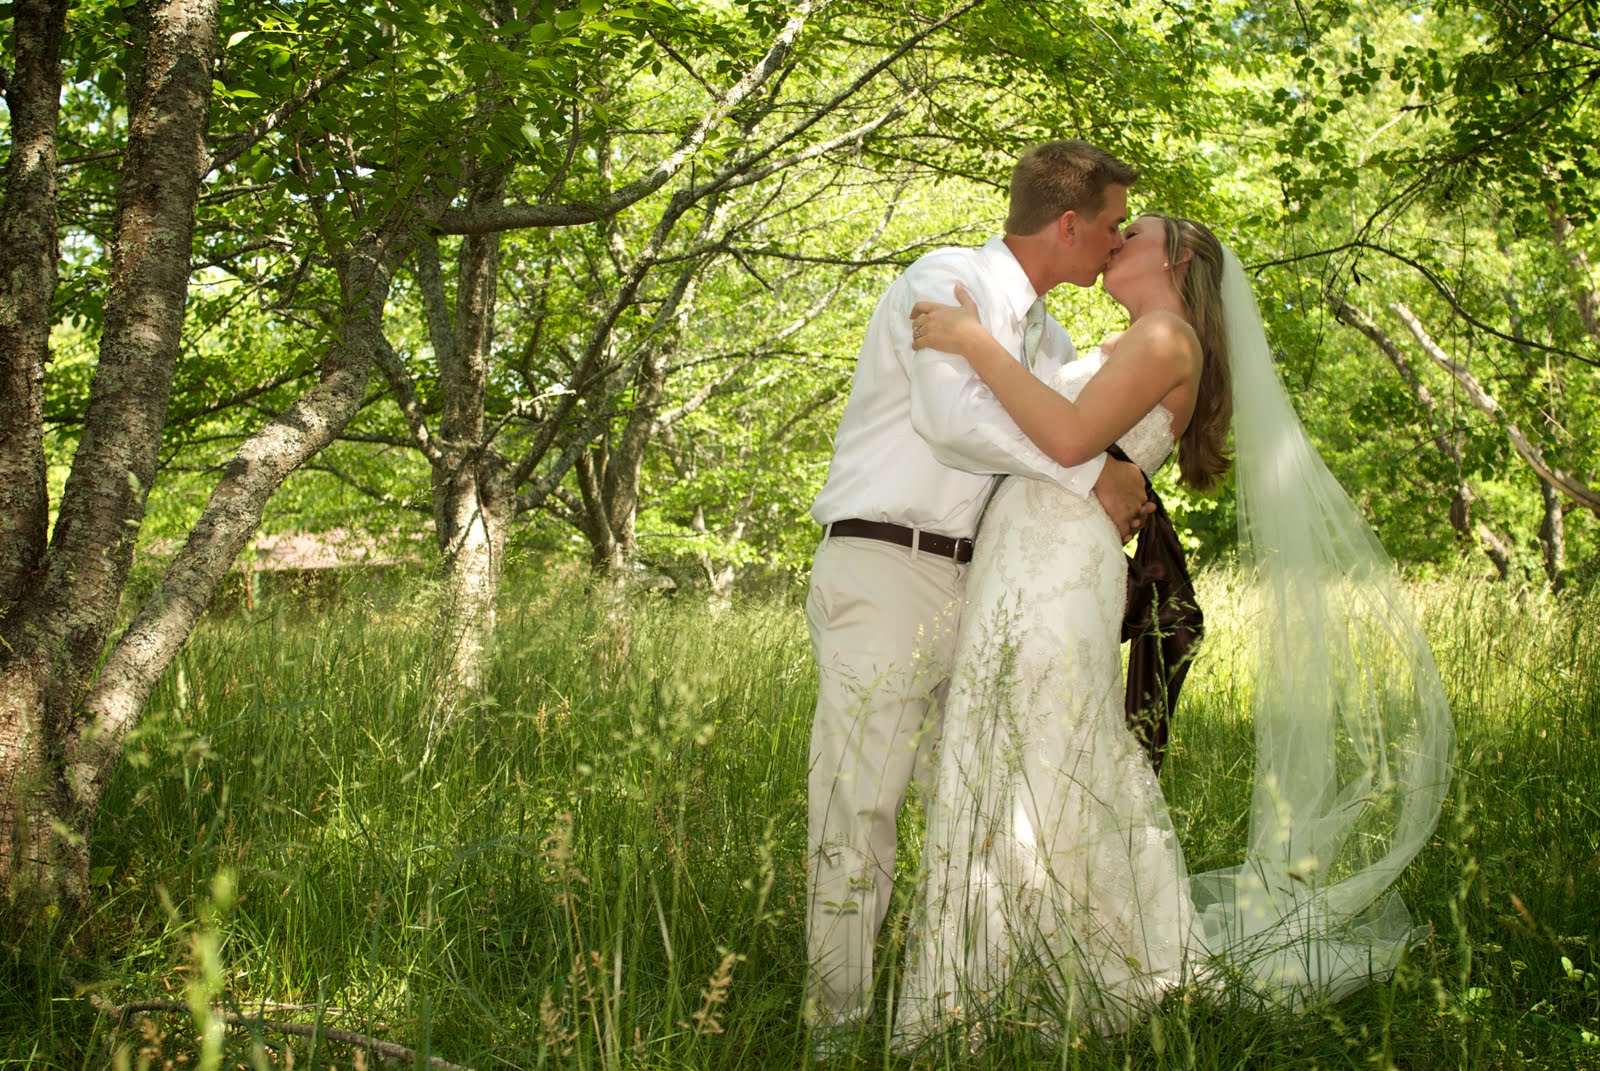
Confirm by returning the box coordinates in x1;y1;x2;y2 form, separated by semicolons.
412;236;457;372
206;64;357;176
57;148;125;168
374;334;442;463
691;0;981;202
1329;294;1512;574
1390;301;1600;514
333;430;421;449
514;412;609;515
306;459;427;511
1257;240;1600;368
93;997;474;1071
436;1;819;235
691;103;912;202
165;368;313;428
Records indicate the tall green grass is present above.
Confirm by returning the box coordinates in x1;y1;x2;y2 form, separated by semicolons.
3;566;1597;1069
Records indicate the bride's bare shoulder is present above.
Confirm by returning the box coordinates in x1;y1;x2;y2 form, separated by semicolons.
1121;310;1201;365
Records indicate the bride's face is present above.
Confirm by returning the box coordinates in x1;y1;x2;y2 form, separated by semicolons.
1102;215;1169;301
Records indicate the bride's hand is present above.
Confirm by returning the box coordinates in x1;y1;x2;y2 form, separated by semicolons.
910;284;987;356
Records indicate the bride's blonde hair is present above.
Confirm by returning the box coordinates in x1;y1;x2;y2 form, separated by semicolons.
1148;214;1232;491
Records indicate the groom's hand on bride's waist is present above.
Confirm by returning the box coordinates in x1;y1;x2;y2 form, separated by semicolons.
1093;456;1155;543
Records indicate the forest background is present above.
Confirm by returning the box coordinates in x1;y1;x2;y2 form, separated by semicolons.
3;0;1600;1067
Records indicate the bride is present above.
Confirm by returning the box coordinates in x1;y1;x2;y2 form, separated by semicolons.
892;215;1455;1044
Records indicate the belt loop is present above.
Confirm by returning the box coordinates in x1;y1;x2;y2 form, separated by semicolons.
823;522;833;542
910;527;921;555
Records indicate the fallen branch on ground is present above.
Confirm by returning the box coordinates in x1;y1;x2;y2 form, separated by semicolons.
91;996;477;1071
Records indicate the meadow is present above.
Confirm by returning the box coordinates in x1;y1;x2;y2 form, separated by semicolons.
3;566;1597;1069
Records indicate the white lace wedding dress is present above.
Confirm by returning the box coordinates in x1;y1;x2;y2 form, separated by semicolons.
894;327;1453;1048
894;351;1195;1042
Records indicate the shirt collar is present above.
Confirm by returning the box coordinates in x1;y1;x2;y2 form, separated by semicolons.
980;236;1042;326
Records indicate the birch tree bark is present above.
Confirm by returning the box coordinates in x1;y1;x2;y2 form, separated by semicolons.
0;0;221;912
409;168;513;705
71;235;404;811
0;0;431;914
1539;478;1566;591
0;0;67;611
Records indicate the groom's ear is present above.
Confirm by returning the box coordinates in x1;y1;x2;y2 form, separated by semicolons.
1057;210;1079;243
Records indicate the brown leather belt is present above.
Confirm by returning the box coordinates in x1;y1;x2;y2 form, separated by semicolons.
825;518;974;564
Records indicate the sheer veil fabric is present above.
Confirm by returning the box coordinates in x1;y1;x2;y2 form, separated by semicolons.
1192;249;1456;1000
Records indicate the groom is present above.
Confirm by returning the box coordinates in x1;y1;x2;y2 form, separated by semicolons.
803;140;1149;1034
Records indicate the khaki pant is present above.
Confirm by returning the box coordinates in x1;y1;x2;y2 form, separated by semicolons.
804;533;967;1026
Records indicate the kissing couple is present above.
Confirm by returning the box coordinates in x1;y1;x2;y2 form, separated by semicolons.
803;140;1455;1051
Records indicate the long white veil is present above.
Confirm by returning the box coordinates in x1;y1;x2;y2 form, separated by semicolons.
1189;250;1456;1001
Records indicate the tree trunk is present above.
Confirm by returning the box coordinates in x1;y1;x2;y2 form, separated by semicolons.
1547;206;1600;342
437;173;507;700
567;192;713;579
71;241;399;814
577;448;631;573
1539;478;1566;592
692;503;747;598
1473;521;1513;577
0;0;67;611
577;345;667;577
403;165;514;706
599;348;665;569
0;655;72;924
0;0;221;912
432;452;512;702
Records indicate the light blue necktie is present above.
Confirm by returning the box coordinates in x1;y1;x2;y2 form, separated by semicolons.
1021;297;1047;372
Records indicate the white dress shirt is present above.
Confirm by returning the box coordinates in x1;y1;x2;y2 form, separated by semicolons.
810;237;1107;537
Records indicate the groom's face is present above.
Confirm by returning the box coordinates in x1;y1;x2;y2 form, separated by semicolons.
1062;184;1129;288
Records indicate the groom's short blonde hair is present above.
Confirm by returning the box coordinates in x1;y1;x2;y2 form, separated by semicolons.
1006;140;1140;235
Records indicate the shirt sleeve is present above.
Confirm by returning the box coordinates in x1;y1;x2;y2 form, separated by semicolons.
902;259;1108;498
